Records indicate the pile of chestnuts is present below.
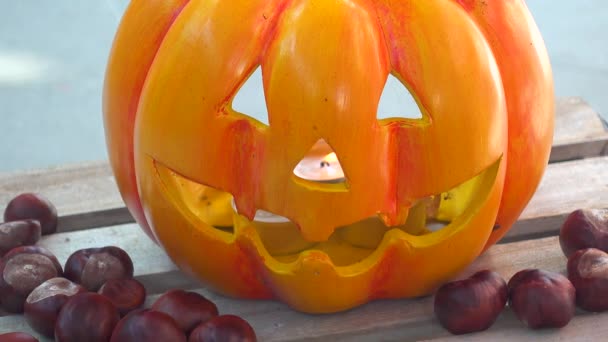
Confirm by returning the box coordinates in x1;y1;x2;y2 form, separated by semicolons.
434;207;608;335
0;193;257;341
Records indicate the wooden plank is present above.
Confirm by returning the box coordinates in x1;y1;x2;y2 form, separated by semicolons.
0;161;132;231
0;234;593;341
425;310;608;342
503;155;608;242
551;97;608;162
0;224;197;315
0;97;605;232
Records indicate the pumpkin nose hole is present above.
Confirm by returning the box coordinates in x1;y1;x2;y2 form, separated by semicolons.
292;139;348;191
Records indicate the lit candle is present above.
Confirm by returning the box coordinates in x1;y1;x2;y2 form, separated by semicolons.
293;140;345;183
230;139;346;254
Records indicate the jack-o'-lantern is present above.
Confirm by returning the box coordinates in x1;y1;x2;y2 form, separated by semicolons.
103;0;553;313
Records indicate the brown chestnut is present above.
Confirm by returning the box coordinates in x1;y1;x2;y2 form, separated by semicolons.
433;270;507;335
0;246;63;312
54;292;120;342
559;208;608;257
98;278;146;316
110;309;187;342
24;277;86;337
508;269;575;329
0;332;39;342
64;246;134;291
189;315;257;342
151;289;219;334
567;248;608;312
4;193;58;235
0;220;41;256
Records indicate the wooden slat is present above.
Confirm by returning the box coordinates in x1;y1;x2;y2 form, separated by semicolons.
504;155;608;242
0;97;606;232
551;97;608;162
35;225;198;295
425;310;608;342
0;161;131;231
0;233;599;341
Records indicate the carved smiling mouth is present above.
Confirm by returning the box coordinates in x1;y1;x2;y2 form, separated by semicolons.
153;157;501;267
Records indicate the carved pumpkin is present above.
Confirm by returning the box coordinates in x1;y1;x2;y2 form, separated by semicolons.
103;0;553;313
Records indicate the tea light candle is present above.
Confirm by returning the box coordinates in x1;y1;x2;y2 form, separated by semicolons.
230;140;346;254
293;141;345;183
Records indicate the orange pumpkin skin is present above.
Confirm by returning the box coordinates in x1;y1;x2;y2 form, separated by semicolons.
103;0;552;313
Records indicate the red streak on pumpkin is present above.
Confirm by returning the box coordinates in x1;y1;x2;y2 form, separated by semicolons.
370;245;400;299
234;243;274;299
454;0;476;12
224;119;261;219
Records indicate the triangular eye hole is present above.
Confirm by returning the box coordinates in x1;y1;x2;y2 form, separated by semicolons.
292;139;348;192
377;73;423;121
232;66;270;126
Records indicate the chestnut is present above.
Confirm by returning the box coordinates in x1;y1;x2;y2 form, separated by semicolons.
110;309;186;342
0;332;39;342
189;315;257;342
54;292;120;342
508;269;575;329
4;193;58;235
24;277;86;337
0;220;41;256
559;208;608;257
98;278;146;316
567;248;608;312
64;246;134;291
433;270;507;335
0;246;63;313
151;289;219;334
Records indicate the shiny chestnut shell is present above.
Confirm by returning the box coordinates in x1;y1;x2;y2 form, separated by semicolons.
433;270;507;334
24;277;86;337
151;289;218;334
4;193;58;235
98;278;146;316
0;332;39;342
508;269;575;329
189;315;257;342
559;208;608;257
64;246;134;291
110;309;186;342
567;248;608;312
0;220;42;257
54;292;120;342
0;246;63;313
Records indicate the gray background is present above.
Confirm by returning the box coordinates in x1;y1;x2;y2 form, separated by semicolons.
0;0;606;173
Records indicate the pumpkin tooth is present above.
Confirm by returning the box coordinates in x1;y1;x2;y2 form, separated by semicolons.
232;195;256;220
295;220;335;243
378;205;410;227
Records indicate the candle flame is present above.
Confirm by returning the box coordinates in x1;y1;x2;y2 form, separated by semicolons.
322;152;339;164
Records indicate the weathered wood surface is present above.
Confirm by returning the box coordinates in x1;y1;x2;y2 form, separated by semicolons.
552;97;608;162
0;97;606;233
1;231;605;341
0;97;607;340
506;155;608;242
0;161;131;231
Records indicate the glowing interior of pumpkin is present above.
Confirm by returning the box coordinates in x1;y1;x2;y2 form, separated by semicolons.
155;148;500;267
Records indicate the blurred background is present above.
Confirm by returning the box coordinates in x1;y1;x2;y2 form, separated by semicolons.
0;0;606;173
